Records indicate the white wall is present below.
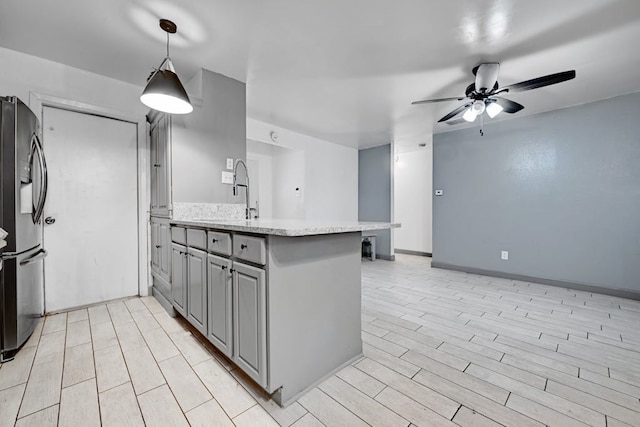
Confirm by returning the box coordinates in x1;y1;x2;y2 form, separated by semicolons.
394;148;433;254
0;47;145;118
247;118;358;221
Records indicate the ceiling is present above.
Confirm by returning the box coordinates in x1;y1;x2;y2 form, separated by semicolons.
2;1;640;153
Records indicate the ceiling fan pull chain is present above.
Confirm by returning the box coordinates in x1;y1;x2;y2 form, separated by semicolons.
479;112;484;136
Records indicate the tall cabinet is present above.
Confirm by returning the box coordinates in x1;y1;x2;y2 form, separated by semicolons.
149;110;172;305
149;112;171;217
147;68;246;310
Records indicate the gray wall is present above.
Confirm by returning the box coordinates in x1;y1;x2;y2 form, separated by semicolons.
433;92;640;294
172;69;246;204
358;144;392;259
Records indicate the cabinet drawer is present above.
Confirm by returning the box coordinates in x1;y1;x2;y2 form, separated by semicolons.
171;227;186;244
208;231;232;256
187;228;207;250
233;235;266;265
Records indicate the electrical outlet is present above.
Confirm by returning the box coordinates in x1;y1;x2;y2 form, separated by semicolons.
501;250;509;260
226;158;234;170
221;171;234;184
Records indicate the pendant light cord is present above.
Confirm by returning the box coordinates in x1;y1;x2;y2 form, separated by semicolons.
166;31;170;59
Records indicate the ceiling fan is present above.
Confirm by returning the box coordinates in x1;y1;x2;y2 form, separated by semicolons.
412;63;576;125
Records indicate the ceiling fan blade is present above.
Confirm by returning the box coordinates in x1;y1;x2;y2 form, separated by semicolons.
438;102;472;122
503;70;576;93
446;118;467;126
494;97;524;114
412;96;466;105
474;63;500;94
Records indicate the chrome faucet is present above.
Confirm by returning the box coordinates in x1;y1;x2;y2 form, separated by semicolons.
232;160;251;220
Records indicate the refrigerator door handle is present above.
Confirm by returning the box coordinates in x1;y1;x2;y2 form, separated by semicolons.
19;248;47;266
30;134;48;224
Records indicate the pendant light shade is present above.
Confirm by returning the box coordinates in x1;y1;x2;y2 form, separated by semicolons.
141;64;193;114
140;19;193;115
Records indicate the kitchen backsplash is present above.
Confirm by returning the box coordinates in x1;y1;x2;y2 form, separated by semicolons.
172;203;245;221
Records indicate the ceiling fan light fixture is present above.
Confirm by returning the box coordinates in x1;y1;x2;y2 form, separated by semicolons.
472;100;486;115
414;63;575;127
140;19;193;115
462;107;477;122
486;101;503;118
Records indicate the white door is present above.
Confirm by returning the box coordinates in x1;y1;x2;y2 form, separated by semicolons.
42;106;139;312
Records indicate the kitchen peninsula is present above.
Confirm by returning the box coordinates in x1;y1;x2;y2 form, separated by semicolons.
163;217;398;406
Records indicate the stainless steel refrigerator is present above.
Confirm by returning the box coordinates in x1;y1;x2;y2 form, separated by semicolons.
0;96;48;362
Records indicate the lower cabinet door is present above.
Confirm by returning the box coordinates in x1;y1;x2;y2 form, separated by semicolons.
151;220;160;273
232;261;267;387
158;221;171;282
171;243;187;317
207;254;233;357
187;248;208;336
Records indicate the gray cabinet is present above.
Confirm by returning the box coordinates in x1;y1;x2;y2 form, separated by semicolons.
151;217;171;302
171;242;187;317
207;254;232;357
151;217;170;282
187;248;208;336
203;229;267;386
149;113;171;217
233;234;266;265
151;221;160;271
171;240;208;336
167;225;363;407
232;261;267;387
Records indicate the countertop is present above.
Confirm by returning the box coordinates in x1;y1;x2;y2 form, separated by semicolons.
170;218;400;237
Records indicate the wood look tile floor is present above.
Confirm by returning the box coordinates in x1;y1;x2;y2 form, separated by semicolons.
1;254;640;426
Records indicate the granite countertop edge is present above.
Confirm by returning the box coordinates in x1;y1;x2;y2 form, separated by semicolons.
169;219;401;237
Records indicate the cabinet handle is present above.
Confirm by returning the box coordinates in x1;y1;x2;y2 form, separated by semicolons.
221;265;227;270
240;244;248;249
229;268;235;273
153;163;161;167
211;238;218;243
155;245;161;248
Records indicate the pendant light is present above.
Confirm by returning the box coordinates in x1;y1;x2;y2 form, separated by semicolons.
140;19;193;114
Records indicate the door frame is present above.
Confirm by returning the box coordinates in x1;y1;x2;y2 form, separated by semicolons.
29;92;149;312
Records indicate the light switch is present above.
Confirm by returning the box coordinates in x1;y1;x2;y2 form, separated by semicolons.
435;190;444;196
221;171;234;184
226;158;234;170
